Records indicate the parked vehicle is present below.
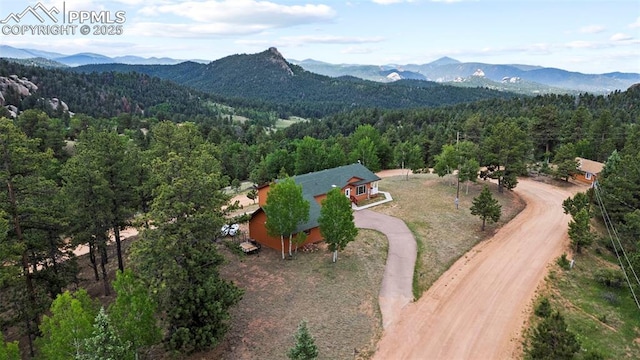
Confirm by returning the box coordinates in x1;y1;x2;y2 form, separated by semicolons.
220;224;230;237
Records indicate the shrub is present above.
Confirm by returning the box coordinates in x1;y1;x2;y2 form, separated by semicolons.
594;268;625;288
534;297;552;318
601;291;620;306
557;253;571;270
524;311;580;360
223;240;246;258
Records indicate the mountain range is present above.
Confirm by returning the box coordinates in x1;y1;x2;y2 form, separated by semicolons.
0;45;207;66
2;45;638;94
289;58;640;94
70;47;517;117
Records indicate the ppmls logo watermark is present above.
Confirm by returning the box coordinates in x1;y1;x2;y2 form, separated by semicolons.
1;2;125;36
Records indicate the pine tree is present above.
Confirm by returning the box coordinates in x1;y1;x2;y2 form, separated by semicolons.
470;186;502;231
287;320;319;360
567;208;594;254
81;307;128;360
481;120;531;192
1;118;73;356
131;132;243;354
247;188;258;204
525;311;580;360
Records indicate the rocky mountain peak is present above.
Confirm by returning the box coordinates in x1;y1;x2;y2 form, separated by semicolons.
265;47;294;76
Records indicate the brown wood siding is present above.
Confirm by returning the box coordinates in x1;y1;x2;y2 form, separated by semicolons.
314;194;327;204
257;185;271;207
249;209;324;251
574;172;596;184
351;183;372;202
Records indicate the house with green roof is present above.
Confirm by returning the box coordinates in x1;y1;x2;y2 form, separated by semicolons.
249;163;381;250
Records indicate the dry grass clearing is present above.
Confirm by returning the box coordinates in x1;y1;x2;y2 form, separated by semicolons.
196;229;387;360
373;173;526;298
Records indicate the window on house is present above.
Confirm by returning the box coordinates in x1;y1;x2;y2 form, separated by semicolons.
585;172;592;180
356;185;366;196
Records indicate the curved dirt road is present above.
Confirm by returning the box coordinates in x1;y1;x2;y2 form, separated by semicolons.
373;178;582;360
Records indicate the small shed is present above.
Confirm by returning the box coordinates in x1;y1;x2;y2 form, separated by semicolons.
575;157;604;185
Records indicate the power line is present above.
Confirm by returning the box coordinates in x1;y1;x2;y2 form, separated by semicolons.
593;182;640;311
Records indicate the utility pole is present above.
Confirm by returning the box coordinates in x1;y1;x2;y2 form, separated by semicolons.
455;131;460;209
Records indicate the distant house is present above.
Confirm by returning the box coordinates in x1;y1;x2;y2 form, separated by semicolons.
575;157;604;185
249;163;381;251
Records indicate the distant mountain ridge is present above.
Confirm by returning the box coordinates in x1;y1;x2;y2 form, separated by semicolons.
71;47;516;117
291;57;639;94
3;44;638;94
0;45;206;66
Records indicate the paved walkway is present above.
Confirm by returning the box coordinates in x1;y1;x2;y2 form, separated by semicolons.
353;209;417;329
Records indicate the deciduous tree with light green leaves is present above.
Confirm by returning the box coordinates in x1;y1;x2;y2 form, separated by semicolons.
0;331;20;360
264;177;310;259
36;289;98;360
319;187;358;262
109;270;161;359
434;141;479;188
470;186;502;231
393;141;424;180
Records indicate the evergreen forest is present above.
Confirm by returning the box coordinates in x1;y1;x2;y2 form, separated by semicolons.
1;57;639;358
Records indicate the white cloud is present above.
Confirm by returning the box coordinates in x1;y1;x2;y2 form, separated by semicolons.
610;33;633;41
128;21;270;37
341;46;376;54
139;1;335;25
281;35;385;45
236;35;384;48
566;40;598;49
629;16;640;29
579;25;605;34
129;1;337;38
372;0;406;4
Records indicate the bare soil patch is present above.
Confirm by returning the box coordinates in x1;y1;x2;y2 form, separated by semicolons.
195;230;387;360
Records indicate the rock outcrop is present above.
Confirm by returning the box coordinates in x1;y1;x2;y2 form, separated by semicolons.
0;75;71;118
0;75;38;103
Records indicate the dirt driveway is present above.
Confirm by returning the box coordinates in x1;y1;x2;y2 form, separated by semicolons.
372;178;583;360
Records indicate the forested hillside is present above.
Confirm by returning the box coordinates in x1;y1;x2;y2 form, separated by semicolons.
73;48;517;118
0;59;228;121
0;55;638;358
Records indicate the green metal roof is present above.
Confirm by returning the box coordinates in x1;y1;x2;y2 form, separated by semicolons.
278;163;380;233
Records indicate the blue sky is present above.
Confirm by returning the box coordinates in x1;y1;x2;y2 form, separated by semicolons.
1;0;639;73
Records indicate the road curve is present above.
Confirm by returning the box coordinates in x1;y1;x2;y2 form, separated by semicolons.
354;209;417;329
372;178;581;360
